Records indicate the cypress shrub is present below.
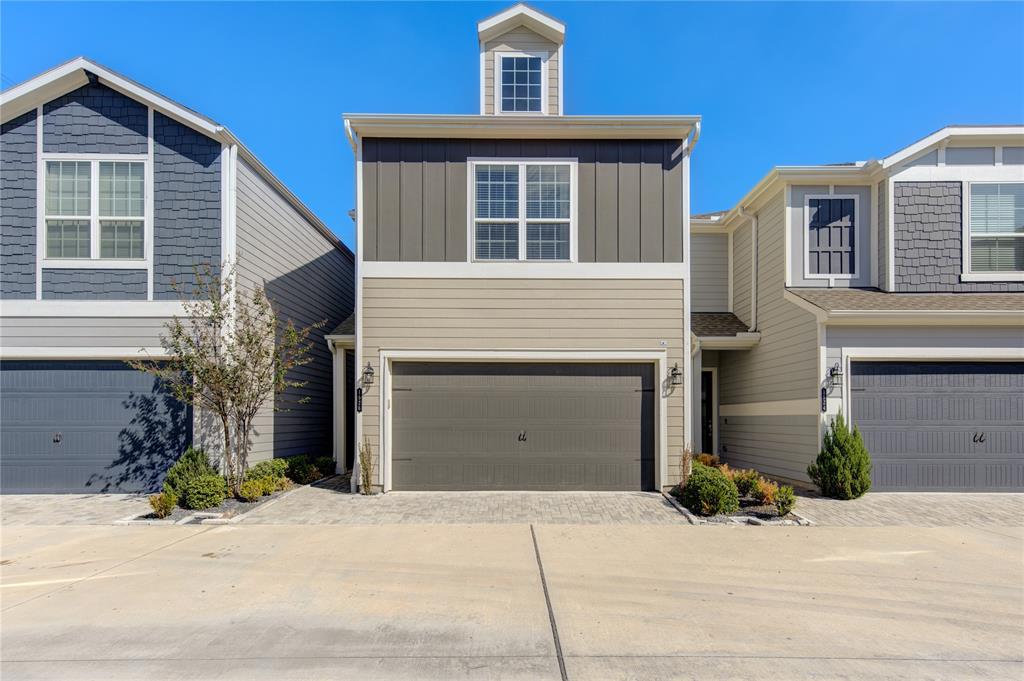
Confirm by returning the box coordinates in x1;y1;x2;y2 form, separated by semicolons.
807;412;872;499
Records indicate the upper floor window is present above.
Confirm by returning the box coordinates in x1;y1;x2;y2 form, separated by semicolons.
805;195;857;279
968;182;1024;274
45;159;146;261
497;53;544;114
472;160;574;261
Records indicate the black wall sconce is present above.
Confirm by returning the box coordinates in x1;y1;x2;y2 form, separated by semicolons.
361;362;375;387
828;362;843;388
669;363;682;386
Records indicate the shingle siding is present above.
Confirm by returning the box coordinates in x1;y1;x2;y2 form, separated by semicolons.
893;181;1024;293
42;82;147;154
41;269;147;300
152;111;221;298
1;110;37;299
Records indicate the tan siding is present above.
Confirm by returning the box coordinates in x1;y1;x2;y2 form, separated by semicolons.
731;223;752;325
483;26;560;115
691;233;729;312
717;191;820;482
234;158;355;463
360;278;686;489
0;316;170;349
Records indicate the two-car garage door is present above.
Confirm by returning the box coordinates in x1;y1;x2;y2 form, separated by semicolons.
390;362;655;491
1;361;192;493
851;361;1024;492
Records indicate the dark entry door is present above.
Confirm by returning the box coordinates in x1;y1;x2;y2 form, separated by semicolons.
700;370;714;455
390;362;655;491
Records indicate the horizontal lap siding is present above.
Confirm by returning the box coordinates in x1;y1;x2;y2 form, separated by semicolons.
731;222;752;326
0;316;171;349
691;234;728;312
718;192;820;482
234;158;355;463
483;27;559;115
362;138;683;263
361;278;686;488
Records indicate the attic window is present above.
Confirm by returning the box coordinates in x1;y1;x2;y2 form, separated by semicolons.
498;54;544;113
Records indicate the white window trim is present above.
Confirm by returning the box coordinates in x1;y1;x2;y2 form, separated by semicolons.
493;51;549;116
803;192;860;285
466;157;578;264
38;153;151;270
961;180;1024;282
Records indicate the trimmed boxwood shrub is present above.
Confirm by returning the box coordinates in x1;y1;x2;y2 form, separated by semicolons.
163;447;215;497
286;455;321;485
732;469;761;497
237;479;263;503
674;462;739;516
180;474;226;510
247;459;288;481
807;412;872;499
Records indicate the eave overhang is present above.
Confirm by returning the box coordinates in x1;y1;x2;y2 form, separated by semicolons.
343;114;700;140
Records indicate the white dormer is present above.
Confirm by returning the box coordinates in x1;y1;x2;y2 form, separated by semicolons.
478;3;565;116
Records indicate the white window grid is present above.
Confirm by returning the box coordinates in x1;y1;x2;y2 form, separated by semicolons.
965;181;1024;275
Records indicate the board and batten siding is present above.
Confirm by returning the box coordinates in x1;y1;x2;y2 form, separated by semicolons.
717;191;820;482
731;222;752;326
482;26;559;115
234;157;355;464
360;278;687;489
691;234;729;312
361;138;684;264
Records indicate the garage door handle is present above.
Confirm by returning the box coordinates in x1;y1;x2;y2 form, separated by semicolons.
53;432;62;444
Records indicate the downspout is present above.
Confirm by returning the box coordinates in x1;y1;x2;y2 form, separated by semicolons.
737;206;758;332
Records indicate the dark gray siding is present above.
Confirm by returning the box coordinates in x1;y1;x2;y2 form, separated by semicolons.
41;269;147;300
361;138;684;263
877;180;888;290
893;182;1024;293
234;157;354;463
43;83;147;154
153;112;221;298
1;110;37;299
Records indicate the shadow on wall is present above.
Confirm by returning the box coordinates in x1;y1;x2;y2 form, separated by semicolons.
86;379;193;493
261;248;354;462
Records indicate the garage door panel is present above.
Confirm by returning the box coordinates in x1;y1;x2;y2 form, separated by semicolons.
851;361;1024;492
1;360;192;493
391;362;654;491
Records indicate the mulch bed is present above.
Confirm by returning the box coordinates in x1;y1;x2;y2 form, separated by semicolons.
131;485;295;524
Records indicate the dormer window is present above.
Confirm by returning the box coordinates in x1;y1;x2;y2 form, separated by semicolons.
498;53;544;113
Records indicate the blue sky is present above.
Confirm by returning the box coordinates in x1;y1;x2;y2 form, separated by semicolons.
3;2;1022;248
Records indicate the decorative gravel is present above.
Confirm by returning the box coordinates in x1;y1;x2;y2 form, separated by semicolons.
128;486;295;524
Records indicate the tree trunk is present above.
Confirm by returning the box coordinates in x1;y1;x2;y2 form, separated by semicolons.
220;412;234;494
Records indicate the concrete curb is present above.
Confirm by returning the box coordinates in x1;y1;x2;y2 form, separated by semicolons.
661;492;699;524
660;491;813;526
199;481;310;525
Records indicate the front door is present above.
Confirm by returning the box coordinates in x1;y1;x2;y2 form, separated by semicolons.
700;370;714;455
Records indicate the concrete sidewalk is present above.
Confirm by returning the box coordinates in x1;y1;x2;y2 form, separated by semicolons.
1;524;1021;680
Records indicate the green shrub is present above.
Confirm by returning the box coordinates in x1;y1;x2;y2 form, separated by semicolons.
313;456;335;476
247;459;288;481
286;455;322;485
674;462;739;516
163;447;215;497
751;477;778;505
732;469;761;497
775;485;796;516
237;479;263;503
807;412;872;499
180;474;226;510
148;490;177;518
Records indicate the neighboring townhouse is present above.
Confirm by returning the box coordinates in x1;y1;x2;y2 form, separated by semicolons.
691;126;1024;492
0;58;355;493
340;4;700;492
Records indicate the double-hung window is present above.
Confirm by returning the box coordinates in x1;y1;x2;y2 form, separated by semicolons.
968;182;1024;275
472;160;574;262
44;159;147;261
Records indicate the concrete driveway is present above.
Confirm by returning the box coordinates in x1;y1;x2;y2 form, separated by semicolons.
2;523;1021;680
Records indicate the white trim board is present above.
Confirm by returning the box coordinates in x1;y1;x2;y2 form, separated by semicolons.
376;349;671;493
361;261;686;279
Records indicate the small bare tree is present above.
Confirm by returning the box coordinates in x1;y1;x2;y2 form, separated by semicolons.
132;265;321;495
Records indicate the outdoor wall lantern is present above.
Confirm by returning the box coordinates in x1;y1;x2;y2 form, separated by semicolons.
362;362;375;387
828;362;843;388
669;363;682;386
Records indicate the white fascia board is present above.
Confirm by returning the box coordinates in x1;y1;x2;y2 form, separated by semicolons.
695;333;761;350
824;310;1024;326
325;334;356;348
0;300;190;317
343;114;699;140
477;4;565;44
881;126;1024;169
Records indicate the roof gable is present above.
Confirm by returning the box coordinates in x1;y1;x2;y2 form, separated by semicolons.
478;3;565;44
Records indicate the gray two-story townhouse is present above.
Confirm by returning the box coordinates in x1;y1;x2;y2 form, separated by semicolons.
337;4;700;492
690;126;1024;492
0;58;355;493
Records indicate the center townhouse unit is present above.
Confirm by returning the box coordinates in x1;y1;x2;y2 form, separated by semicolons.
338;4;699;492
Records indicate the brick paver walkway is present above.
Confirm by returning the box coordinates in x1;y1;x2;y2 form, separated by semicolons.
794;492;1024;527
240;478;686;525
1;494;151;525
